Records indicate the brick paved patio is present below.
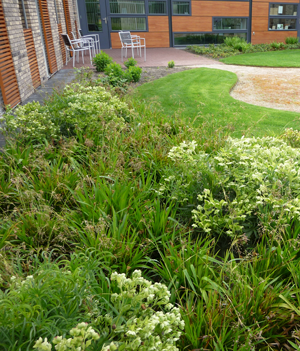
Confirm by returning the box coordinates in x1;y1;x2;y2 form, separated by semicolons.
61;47;223;69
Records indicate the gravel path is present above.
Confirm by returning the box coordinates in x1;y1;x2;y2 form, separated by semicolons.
190;64;300;113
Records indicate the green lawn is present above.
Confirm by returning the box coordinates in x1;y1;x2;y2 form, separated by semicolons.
134;68;300;137
220;49;300;67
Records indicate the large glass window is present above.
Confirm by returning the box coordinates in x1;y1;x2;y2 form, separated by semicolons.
173;1;190;15
85;0;102;31
213;18;247;30
269;3;297;30
109;0;145;14
149;1;167;14
111;17;146;30
269;17;296;30
270;4;297;16
174;32;247;46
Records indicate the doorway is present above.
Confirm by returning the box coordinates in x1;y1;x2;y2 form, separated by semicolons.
78;0;110;49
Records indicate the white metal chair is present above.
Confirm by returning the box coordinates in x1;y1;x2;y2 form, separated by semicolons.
60;33;92;67
118;31;146;61
78;29;101;55
71;31;95;57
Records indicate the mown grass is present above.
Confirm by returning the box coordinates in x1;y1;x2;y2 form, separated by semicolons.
220;49;300;67
133;67;300;137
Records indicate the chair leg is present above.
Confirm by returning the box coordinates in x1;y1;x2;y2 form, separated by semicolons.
82;50;84;64
89;48;92;65
73;52;75;67
132;46;134;59
144;46;146;61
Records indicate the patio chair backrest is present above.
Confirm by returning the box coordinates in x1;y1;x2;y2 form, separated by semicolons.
61;33;72;48
119;31;132;45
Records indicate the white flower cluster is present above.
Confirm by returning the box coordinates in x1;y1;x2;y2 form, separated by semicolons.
102;270;184;351
191;136;300;236
61;84;130;132
10;275;34;290
1;102;58;140
33;323;99;351
168;140;198;165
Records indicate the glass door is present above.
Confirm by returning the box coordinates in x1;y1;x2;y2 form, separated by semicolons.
78;0;110;49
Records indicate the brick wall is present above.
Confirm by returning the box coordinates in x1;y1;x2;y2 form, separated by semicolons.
2;0;34;102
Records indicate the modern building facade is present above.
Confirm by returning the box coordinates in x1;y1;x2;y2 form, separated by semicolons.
0;0;299;111
78;0;300;48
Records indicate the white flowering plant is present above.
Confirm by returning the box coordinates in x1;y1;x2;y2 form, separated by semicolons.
1;103;58;141
98;270;184;351
53;84;131;136
33;323;100;351
1;84;132;143
165;137;300;242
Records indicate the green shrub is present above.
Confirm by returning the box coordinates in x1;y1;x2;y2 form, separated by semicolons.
285;36;299;44
1;102;58;142
128;65;142;82
160;137;300;243
168;60;175;68
92;52;113;72
1;84;131;142
124;57;137;68
104;62;124;78
270;41;284;49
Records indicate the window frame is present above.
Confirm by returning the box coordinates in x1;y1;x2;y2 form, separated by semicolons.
173;31;248;46
148;0;168;16
268;3;298;31
171;0;191;16
212;16;249;32
109;15;148;32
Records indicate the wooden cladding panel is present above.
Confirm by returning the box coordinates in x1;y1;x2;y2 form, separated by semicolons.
58;23;66;64
172;16;212;32
252;17;268;31
63;0;72;37
0;0;21;108
38;0;58;74
24;29;41;89
148;16;169;31
192;1;249;16
111;32;169;48
252;2;269;16
252;30;297;44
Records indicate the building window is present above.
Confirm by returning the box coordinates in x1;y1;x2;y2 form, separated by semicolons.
269;4;297;30
213;18;247;31
109;0;145;14
111;17;147;30
172;1;190;15
85;0;102;31
149;1;167;14
174;32;247;46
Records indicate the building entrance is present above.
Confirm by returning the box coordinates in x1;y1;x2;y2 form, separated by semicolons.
78;0;110;49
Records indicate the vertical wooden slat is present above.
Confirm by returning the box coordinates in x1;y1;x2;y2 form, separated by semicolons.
37;0;58;74
23;28;41;89
63;0;72;37
58;23;66;64
0;0;21;108
74;19;78;37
